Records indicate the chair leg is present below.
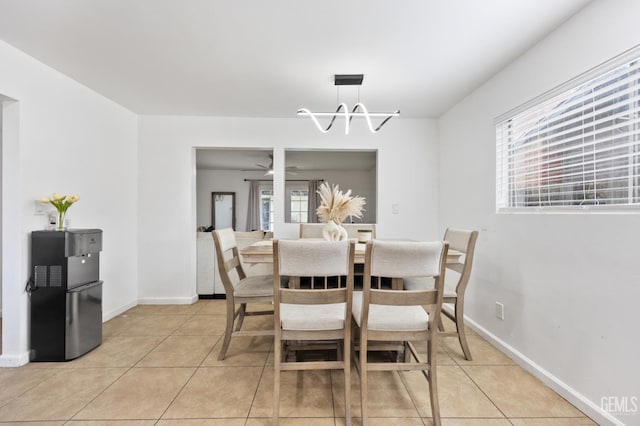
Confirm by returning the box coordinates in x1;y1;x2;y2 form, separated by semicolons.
218;298;235;361
359;339;368;426
428;364;441;426
437;318;445;332
343;336;351;426
273;338;281;426
403;341;411;363
455;300;472;361
235;303;247;332
427;337;441;426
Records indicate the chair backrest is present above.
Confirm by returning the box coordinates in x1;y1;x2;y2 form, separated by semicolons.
274;239;355;306
212;228;246;295
342;223;376;239
299;223;325;239
299;223;377;239
362;240;449;331
443;228;479;295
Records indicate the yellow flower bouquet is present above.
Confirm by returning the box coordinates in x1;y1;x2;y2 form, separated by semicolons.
39;192;79;230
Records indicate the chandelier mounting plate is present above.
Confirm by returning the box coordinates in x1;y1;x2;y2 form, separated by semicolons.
334;74;363;86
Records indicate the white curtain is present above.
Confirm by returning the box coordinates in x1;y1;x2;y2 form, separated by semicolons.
246;180;261;231
307;179;321;223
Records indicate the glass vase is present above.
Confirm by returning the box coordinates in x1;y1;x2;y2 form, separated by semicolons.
57;210;66;231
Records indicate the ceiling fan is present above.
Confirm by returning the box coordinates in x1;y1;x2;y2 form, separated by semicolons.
256;154;298;176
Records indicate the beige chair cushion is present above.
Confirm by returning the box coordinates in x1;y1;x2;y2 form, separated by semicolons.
277;240;350;276
280;303;346;331
352;292;429;331
444;229;473;253
370;241;444;278
233;274;273;298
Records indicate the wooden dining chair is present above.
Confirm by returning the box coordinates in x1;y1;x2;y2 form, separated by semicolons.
342;223;376;240
353;240;449;426
212;228;274;361
273;239;355;426
299;223;377;240
404;228;479;360
299;223;325;238
439;228;479;360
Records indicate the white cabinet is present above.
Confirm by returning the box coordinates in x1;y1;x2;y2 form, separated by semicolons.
196;231;272;297
196;232;220;295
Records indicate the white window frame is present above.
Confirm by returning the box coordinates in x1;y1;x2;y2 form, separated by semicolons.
287;185;309;224
259;184;274;231
496;45;640;213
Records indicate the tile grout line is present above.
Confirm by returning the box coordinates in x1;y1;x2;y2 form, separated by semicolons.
0;365;68;412
457;362;512;421
396;367;428;425
140;308;209;423
65;317;174;423
155;365;200;422
63;365;132;423
245;339;273;425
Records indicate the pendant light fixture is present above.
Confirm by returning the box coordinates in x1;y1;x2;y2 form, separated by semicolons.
297;74;400;135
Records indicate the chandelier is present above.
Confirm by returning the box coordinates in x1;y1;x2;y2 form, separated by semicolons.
297;74;400;135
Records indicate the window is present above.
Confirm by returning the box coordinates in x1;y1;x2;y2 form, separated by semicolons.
260;188;274;231
289;188;309;223
496;51;640;210
258;185;310;229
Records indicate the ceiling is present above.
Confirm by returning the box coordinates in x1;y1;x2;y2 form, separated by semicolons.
0;0;591;118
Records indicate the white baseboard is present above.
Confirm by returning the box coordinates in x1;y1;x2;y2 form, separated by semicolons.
464;316;626;426
137;295;199;305
103;300;137;322
0;351;30;367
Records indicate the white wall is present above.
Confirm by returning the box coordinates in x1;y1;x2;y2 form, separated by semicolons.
196;167;377;230
0;106;3;316
139;116;438;302
0;40;139;365
438;1;640;424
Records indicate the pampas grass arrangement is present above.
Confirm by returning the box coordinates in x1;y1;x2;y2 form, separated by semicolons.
316;182;366;225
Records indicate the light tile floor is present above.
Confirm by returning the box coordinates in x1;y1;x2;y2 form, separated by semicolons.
0;300;596;425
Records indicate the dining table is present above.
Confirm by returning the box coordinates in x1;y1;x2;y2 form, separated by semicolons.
240;239;463;290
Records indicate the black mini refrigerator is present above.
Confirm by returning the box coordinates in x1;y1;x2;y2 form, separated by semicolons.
29;229;103;361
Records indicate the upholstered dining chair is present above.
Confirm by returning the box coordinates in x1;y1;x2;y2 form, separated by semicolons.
212;228;274;361
299;223;377;240
299;223;325;239
342;223;376;240
353;240;449;426
404;228;479;360
272;239;355;426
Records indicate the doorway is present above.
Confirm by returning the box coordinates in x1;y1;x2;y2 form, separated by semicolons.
1;95;25;365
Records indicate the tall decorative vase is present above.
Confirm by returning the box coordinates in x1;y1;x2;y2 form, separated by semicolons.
57;211;66;231
322;220;348;241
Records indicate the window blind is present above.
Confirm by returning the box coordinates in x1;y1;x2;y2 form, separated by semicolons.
496;54;640;210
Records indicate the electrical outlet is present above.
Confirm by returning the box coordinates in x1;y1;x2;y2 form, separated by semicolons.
495;302;504;320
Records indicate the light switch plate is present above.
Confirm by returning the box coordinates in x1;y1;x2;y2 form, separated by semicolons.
391;203;400;214
34;200;47;215
495;302;505;320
